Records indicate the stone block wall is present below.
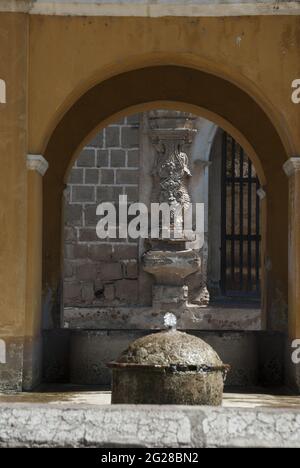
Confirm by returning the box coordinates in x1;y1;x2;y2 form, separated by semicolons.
64;114;141;307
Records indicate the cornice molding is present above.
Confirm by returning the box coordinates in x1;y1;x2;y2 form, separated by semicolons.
257;188;266;200
0;1;32;13
1;1;300;17
27;154;49;176
283;158;300;178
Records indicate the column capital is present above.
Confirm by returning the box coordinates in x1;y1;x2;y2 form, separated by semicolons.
257;187;266;200
26;154;49;176
283;157;300;178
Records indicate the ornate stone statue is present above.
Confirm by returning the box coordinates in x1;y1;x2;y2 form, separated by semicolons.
142;110;209;311
151;131;193;232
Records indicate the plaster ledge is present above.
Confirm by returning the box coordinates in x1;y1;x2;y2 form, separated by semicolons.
1;1;300;17
63;304;262;330
27;154;49;176
283;157;300;177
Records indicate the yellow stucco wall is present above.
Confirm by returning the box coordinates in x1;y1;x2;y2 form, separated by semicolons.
22;15;300;334
28;16;300;156
28;15;299;336
0;13;28;337
0;11;299;388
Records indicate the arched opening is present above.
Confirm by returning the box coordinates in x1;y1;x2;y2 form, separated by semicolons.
42;65;288;388
62;112;262;310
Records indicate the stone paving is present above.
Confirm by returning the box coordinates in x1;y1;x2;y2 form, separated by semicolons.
1;388;300;408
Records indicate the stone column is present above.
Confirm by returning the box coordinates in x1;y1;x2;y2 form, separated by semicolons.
185;119;216;303
283;157;300;340
151;111;211;306
0;10;28;391
142;111;202;314
23;155;48;390
283;157;300;392
207;129;222;297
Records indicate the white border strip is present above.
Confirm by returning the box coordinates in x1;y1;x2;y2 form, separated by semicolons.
0;1;300;17
0;1;32;13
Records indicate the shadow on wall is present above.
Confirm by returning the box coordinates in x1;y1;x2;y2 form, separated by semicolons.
42;329;285;389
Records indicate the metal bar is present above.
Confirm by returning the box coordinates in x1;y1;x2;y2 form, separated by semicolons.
247;158;252;291
255;178;260;292
107;361;231;373
231;137;236;287
239;146;244;291
220;131;227;295
224;234;261;241
226;177;257;183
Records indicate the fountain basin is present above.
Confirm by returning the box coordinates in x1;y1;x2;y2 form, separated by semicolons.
108;329;229;405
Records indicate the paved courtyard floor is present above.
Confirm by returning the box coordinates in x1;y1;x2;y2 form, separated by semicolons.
1;386;300;408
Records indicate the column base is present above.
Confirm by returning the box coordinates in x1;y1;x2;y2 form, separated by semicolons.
0;335;43;392
285;337;300;393
0;336;23;392
22;335;43;391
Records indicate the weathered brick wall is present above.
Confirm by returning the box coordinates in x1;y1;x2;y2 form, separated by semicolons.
64;114;141;307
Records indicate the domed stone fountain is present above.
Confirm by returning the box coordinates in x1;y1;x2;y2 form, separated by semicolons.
108;313;229;405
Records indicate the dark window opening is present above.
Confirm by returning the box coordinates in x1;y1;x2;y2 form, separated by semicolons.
220;131;261;298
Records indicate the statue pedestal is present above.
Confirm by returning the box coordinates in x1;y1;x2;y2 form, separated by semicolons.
152;285;189;309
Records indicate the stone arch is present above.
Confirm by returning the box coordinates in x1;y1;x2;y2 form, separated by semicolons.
43;65;288;330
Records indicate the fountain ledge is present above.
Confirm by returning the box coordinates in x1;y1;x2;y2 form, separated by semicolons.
63;304;261;330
